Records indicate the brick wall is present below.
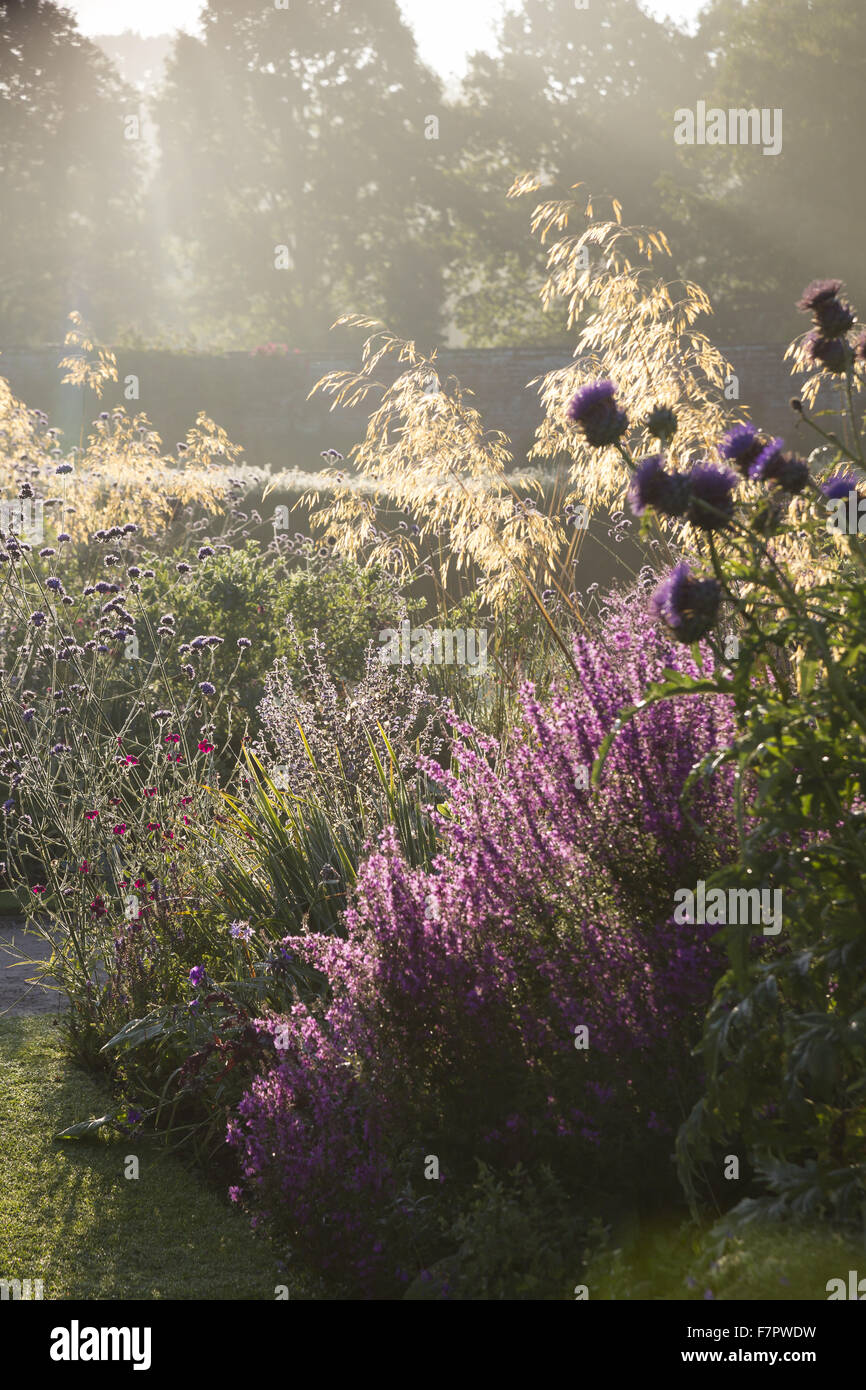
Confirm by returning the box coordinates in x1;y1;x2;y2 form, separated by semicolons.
0;344;826;473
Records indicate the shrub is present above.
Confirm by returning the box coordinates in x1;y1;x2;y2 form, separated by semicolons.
227;580;738;1295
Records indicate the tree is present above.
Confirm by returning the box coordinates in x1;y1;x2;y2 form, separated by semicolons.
153;0;454;349
661;0;866;341
446;0;693;345
0;0;150;343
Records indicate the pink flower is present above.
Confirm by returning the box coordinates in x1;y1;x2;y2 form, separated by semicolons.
85;810;98;821
198;740;215;753
32;884;45;894
112;823;127;836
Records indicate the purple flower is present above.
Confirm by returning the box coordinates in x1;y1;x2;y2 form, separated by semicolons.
198;681;216;696
821;473;858;500
719;422;764;478
650;562;722;643
805;331;852;375
749;440;810;493
685;464;736;530
30;611;47;627
237;638;252;649
566;380;628;448
797;278;844;312
628;456;689;518
797;279;854;336
189;965;206;988
197;546;214;559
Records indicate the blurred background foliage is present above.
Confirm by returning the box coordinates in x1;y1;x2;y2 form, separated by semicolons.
1;0;863;351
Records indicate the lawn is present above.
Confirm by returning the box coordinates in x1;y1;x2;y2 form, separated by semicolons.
0;1015;317;1300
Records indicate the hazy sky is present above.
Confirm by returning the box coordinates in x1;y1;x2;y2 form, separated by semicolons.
65;0;707;79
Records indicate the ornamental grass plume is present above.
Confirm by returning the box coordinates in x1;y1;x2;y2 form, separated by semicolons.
0;314;239;546
301;189;737;615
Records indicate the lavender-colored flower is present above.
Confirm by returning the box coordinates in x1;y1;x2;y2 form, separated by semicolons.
55;463;73;475
750;442;810;494
30;611;46;627
39;547;55;558
719;422;764;478
628;456;690;519
176;562;191;575
237;637;252;649
57;533;71;543
199;681;216;696
650;562;722;643
104;553;121;567
685;464;736;530
566;380;628;448
748;438;786;483
821;473;858;500
797;278;843;312
797;280;855;336
189;965;206;988
46;577;63;592
198;546;214;559
806;331;852;374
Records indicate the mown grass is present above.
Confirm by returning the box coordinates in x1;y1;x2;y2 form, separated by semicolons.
585;1212;866;1301
0;1015;319;1300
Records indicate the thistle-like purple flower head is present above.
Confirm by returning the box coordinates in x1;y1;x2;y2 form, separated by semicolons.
628;456;691;519
797;279;844;312
806;331;852;375
719;423;764;478
749;440;809;494
685;464;736;530
566;379;628;448
650;562;721;644
821;474;858;501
